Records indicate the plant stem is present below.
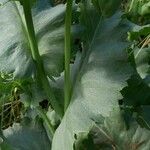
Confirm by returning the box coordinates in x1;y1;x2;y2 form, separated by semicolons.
129;0;136;12
37;107;55;136
64;0;73;111
22;0;63;118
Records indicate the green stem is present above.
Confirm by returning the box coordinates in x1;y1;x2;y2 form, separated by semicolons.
37;107;55;136
64;0;73;111
129;0;136;12
22;0;63;118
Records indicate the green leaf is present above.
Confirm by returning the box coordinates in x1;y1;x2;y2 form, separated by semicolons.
46;109;60;127
121;25;150;129
128;25;150;41
52;10;134;150
135;47;150;79
20;81;47;107
122;25;150;129
128;25;150;79
73;131;95;150
139;1;150;16
139;106;150;129
121;74;150;106
0;0;79;78
92;111;150;149
0;118;51;150
73;111;150;149
128;0;150;24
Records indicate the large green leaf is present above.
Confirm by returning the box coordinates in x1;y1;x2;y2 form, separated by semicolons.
0;0;79;78
52;9;137;150
0;118;51;150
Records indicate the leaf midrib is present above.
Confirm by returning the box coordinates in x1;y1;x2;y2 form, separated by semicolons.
70;14;103;102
